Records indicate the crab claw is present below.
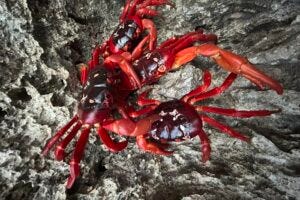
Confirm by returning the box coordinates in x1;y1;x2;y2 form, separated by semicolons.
102;115;160;137
174;44;283;94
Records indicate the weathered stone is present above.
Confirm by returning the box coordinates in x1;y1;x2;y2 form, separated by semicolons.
0;0;299;199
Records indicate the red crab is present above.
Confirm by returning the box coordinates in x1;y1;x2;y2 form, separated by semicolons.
105;30;283;95
42;66;159;188
88;0;175;69
103;70;280;161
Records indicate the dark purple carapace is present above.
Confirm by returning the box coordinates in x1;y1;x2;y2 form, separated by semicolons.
147;100;202;141
78;67;113;124
109;19;141;54
133;51;166;84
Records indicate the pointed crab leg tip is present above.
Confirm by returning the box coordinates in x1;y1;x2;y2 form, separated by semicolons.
202;156;210;163
41;149;48;156
54;147;65;161
66;176;76;189
276;87;284;95
243;137;251;143
163;151;174;156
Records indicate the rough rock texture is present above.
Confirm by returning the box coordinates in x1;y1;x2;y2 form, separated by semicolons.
0;0;299;199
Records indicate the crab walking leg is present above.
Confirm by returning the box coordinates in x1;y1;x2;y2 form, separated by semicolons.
160;31;204;49
102;115;160;137
55;121;82;161
97;127;128;152
197;129;211;163
129;105;158;118
171;33;218;54
104;55;142;88
130;35;150;60
137;89;161;106
159;36;180;49
141;19;157;51
66;127;90;189
119;0;132;22
181;70;212;102
139;0;175;8
136;135;173;155
201;114;250;142
189;73;237;104
88;41;108;68
173;44;283;94
42;115;79;156
195;106;280;118
79;64;88;86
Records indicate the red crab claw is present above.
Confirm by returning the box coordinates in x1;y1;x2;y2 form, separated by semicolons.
104;54;142;88
102;115;160;137
173;44;283;94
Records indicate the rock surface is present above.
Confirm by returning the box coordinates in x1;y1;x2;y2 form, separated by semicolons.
0;0;300;199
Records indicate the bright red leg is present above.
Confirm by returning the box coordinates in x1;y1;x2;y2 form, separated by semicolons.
181;70;212;102
79;64;88;86
141;19;157;51
66;127;90;189
120;0;132;22
97;127;128;152
136;135;173;155
197;129;211;163
42;115;78;156
129;105;158;118
137;89;161;106
196;106;280;118
159;36;179;49
171;33;218;55
189;73;237;104
201;114;250;142
131;35;150;60
89;41;108;68
173;44;283;94
104;54;141;88
55;121;82;161
136;8;160;18
139;0;175;8
102;115;160;137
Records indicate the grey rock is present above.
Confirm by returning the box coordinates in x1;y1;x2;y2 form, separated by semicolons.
0;0;299;199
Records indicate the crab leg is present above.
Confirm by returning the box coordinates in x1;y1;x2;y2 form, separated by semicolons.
171;33;217;54
196;106;280;118
102;115;160;137
42;115;78;156
55;121;82;161
181;70;212;102
120;0;132;22
139;0;175;8
141;19;157;51
173;44;283;94
97;127;128;152
197;129;211;163
104;54;142;88
129;105;158;118
66;127;90;189
131;35;150;60
136;135;173;155
79;64;88;86
137;89;161;106
201;114;250;142
189;73;237;104
88;41;108;68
